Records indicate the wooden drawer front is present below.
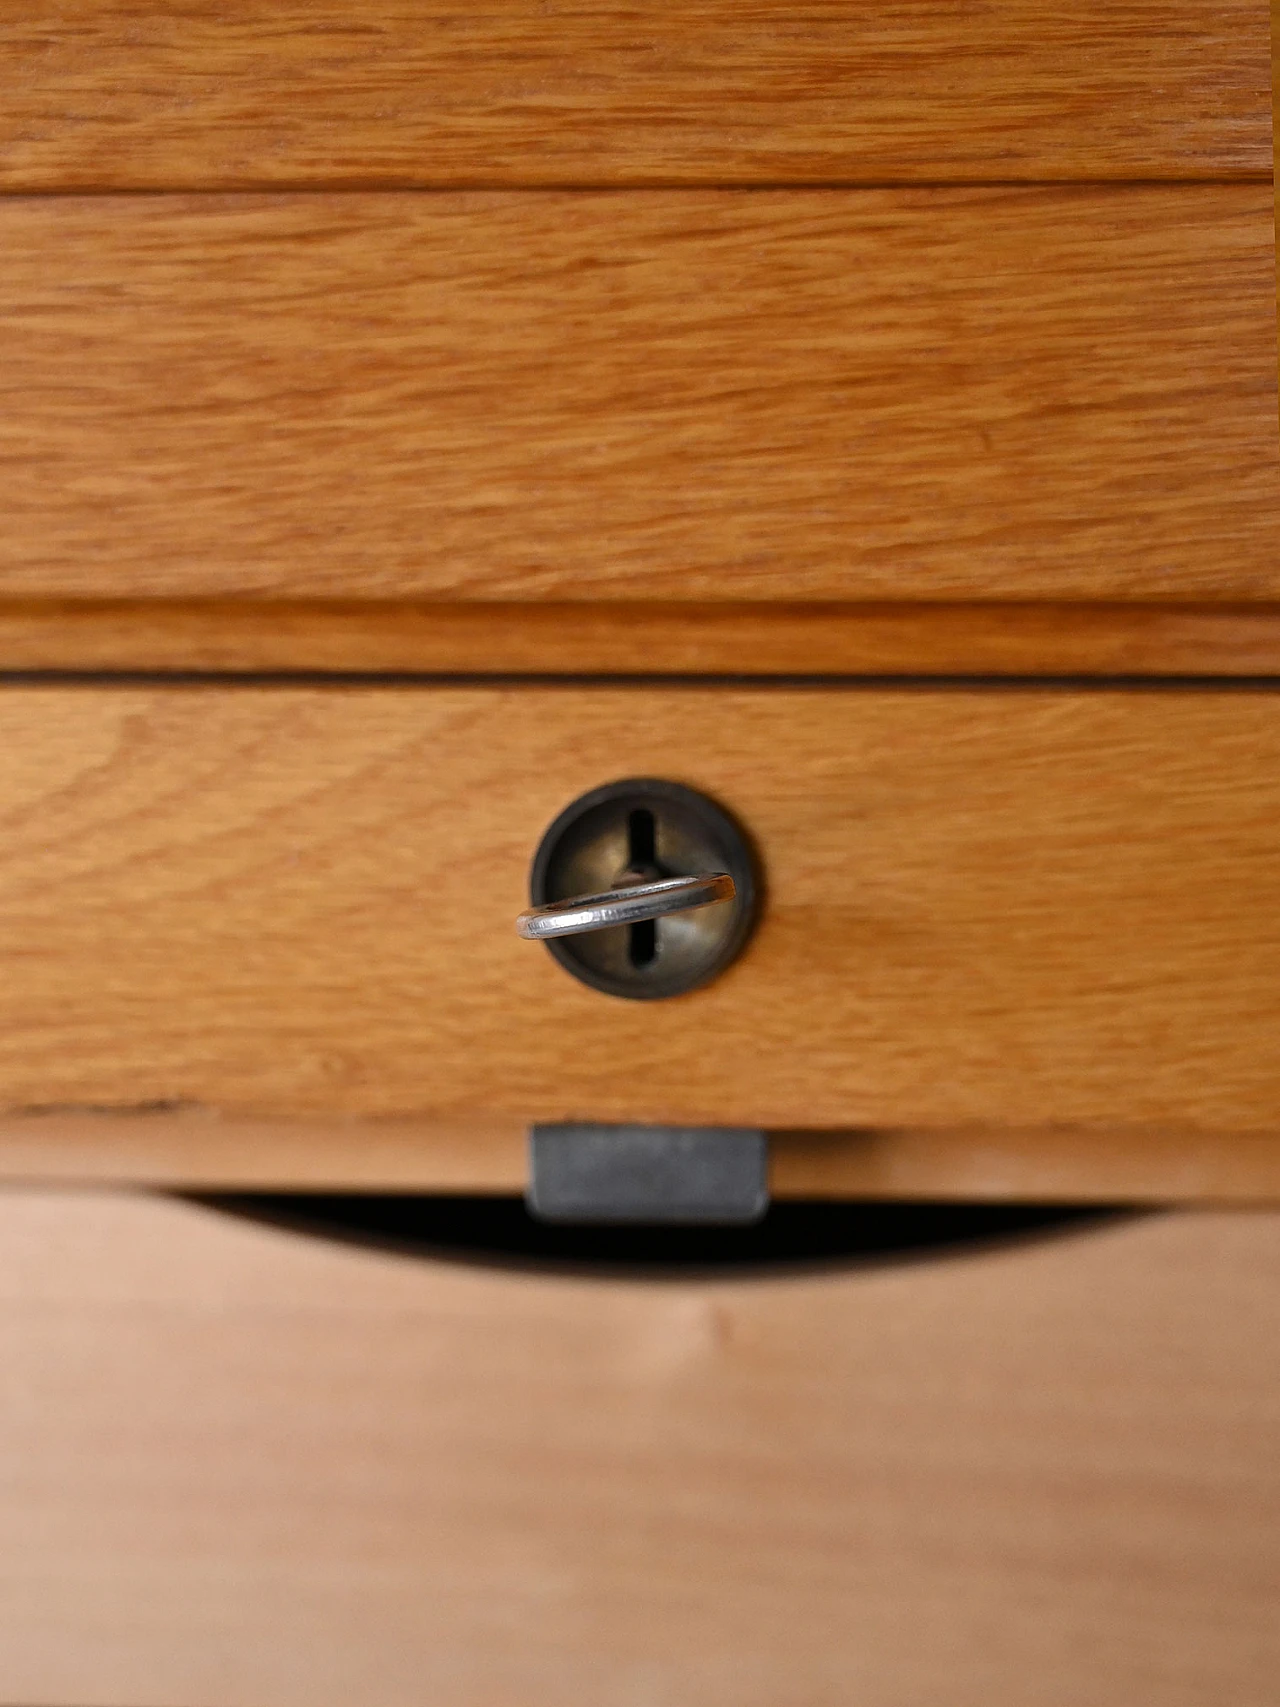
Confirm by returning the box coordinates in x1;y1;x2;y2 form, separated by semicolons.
0;1194;1275;1706
1;684;1276;1135
0;1;1269;188
2;188;1274;605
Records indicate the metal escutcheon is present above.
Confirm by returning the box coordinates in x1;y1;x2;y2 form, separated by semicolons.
520;778;759;1001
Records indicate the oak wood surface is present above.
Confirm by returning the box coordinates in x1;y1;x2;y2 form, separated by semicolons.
0;1;1270;190
1;1110;1279;1202
6;599;1280;676
2;189;1274;605
1;684;1278;1135
0;1192;1274;1706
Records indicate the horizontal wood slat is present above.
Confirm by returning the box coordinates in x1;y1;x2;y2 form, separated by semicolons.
0;1;1270;189
1;189;1275;604
1;684;1278;1135
5;600;1280;676
0;1110;1278;1201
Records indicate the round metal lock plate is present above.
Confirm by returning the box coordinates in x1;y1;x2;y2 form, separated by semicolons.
528;778;759;1000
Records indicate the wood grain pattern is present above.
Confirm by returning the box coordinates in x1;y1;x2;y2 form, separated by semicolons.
1;684;1278;1134
7;599;1280;675
1;189;1274;604
0;1193;1275;1706
0;1;1270;190
1;1109;1279;1201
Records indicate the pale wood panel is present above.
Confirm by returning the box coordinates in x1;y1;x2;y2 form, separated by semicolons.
10;599;1280;676
1;189;1274;604
0;1;1270;190
0;1193;1275;1706
1;685;1278;1133
2;1110;1279;1202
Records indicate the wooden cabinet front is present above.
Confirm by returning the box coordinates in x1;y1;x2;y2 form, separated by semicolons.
0;683;1277;1194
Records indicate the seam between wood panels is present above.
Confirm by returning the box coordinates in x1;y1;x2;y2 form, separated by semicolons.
0;176;1271;197
0;674;1278;690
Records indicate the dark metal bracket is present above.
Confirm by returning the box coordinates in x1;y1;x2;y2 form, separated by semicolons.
527;1124;769;1225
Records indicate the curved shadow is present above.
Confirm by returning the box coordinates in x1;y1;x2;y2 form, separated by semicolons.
189;1192;1137;1281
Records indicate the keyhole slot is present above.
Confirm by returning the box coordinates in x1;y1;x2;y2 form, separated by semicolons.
627;808;659;969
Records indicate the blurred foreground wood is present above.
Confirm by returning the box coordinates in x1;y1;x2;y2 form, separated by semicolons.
0;1192;1273;1706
